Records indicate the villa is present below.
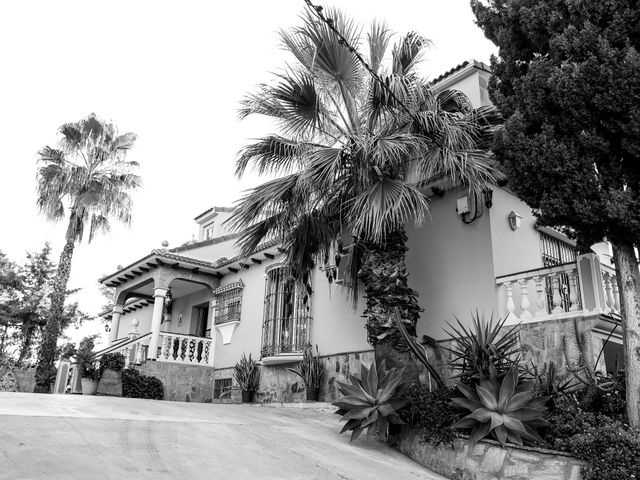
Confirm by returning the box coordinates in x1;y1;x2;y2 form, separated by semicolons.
88;60;623;403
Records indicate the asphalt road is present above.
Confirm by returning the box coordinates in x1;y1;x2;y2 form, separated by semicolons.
0;392;444;480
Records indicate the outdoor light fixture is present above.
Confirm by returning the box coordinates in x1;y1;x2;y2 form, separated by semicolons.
483;188;493;209
104;323;110;333
508;211;522;231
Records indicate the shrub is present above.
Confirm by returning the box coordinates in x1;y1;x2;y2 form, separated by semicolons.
333;360;410;442
568;423;640;480
451;365;549;447
99;353;126;376
121;368;164;400
543;406;608;451
402;384;461;446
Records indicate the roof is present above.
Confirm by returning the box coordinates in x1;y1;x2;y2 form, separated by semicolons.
169;233;238;254
193;206;235;221
431;59;492;85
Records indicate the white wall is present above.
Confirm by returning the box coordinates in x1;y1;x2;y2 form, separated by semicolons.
407;190;497;340
114;304;153;341
489;188;543;277
174;237;238;262
167;288;212;335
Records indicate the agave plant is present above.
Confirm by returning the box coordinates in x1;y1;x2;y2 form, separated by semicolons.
451;366;549;446
444;311;522;383
333;360;410;442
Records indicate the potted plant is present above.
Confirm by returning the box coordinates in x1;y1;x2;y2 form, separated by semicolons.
73;339;100;395
97;352;126;397
35;367;58;394
233;353;260;403
289;345;324;401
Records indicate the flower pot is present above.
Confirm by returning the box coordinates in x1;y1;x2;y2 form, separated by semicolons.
241;390;254;403
306;387;320;402
81;378;98;395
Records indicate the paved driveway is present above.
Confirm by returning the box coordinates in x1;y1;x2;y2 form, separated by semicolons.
0;393;444;480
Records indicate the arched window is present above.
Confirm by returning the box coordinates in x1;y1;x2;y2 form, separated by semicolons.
262;266;312;357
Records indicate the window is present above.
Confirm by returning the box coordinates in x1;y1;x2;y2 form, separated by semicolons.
204;223;215;240
214;281;244;325
213;378;232;399
262;266;312;357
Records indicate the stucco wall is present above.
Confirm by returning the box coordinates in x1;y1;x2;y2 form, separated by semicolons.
167;288;211;335
489;188;542;277
406;190;496;341
176;237;237;262
115;305;153;341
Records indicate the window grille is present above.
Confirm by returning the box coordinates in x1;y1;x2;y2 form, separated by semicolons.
213;378;232;399
261;266;312;357
214;281;243;325
539;232;579;313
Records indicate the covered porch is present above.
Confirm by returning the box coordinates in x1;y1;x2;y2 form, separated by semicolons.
99;250;221;367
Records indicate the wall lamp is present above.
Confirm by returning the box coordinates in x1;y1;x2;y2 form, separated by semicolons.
508;211;522;231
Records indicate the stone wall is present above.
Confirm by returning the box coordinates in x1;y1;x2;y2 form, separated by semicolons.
393;428;583;480
135;362;215;403
210;349;376;404
0;366;36;392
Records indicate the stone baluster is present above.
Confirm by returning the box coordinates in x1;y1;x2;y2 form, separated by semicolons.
160;334;169;360
505;283;515;318
134;342;145;365
568;271;580;311
534;276;546;316
603;273;614;313
551;274;563;313
611;274;621;314
519;279;531;318
123;346;131;367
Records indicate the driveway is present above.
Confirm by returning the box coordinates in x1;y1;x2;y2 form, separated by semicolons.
0;393;444;480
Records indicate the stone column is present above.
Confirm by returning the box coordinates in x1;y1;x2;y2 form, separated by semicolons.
108;305;124;345
148;287;168;361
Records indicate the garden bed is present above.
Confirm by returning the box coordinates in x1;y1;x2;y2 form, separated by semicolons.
391;427;583;480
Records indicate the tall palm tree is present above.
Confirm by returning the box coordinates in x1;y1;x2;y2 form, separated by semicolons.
34;113;139;392
229;10;500;364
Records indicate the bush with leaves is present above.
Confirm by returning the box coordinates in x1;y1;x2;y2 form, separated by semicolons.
402;384;461;446
121;368;163;400
568;423;640;480
99;352;126;376
451;365;549;447
444;312;521;384
334;360;410;442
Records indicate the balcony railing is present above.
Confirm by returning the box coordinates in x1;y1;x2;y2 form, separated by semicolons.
157;332;213;366
496;253;621;323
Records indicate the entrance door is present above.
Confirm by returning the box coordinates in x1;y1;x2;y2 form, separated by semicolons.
191;305;209;362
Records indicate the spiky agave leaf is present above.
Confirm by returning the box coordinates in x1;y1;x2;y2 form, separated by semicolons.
333;361;410;442
451;366;549;447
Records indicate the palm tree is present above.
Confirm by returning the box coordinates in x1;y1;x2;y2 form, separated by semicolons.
34;113;139;392
228;9;500;371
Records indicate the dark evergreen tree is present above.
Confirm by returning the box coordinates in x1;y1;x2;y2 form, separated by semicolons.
471;0;640;426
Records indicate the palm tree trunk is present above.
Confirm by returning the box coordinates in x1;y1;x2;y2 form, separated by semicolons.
612;241;640;427
358;229;422;380
34;238;75;393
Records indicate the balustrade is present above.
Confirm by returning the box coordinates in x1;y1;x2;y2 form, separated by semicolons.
600;264;621;316
157;332;213;366
496;263;582;321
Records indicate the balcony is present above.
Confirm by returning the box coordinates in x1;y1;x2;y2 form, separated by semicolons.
496;253;621;324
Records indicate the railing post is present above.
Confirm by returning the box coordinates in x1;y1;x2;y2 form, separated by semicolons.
519;279;531;318
505;282;515;318
576;253;607;313
612;274;621;314
535;276;546;316
603;272;614;313
568;271;580;311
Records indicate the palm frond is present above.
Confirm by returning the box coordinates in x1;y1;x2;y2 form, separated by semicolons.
367;20;391;74
391;32;431;76
235;136;315;177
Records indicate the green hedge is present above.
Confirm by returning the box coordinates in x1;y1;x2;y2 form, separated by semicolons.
122;368;164;400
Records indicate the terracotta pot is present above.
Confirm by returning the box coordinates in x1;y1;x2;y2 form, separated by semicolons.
306;387;320;401
241;390;254;403
81;378;98;395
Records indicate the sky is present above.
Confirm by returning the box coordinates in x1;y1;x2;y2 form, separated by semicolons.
0;0;496;343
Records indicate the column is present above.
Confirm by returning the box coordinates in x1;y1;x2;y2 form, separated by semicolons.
108;305;124;345
148;287;168;361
